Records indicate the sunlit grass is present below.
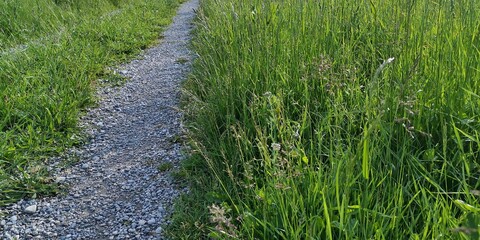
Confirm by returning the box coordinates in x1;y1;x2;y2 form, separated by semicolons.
170;0;480;239
0;0;181;205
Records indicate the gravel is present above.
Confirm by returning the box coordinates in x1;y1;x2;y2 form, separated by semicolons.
0;0;199;239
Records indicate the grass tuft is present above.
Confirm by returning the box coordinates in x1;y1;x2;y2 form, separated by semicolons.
170;0;480;239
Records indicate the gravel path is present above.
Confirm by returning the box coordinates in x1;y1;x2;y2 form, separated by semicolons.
0;0;199;239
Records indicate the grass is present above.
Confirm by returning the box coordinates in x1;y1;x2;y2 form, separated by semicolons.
168;0;480;239
0;0;182;205
158;162;174;172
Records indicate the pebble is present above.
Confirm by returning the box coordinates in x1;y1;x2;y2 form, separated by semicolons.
4;232;12;239
24;205;37;214
55;176;66;183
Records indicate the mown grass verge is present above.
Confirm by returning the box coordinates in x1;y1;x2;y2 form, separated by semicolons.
0;0;182;205
169;0;480;239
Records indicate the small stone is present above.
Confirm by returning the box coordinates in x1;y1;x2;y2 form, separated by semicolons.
55;176;66;183
147;218;156;225
93;156;100;161
24;205;37;213
155;226;162;234
4;232;12;240
44;207;53;214
10;215;17;222
0;220;5;226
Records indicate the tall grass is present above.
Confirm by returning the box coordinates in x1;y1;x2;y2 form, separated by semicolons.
0;0;181;204
172;0;480;238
